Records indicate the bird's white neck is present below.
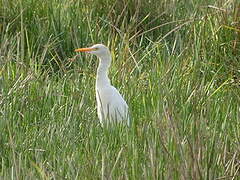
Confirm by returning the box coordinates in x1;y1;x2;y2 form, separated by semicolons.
96;54;111;88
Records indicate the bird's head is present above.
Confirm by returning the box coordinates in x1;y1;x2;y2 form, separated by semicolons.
75;44;110;58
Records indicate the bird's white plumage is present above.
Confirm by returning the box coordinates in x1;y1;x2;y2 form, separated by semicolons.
96;85;129;125
75;44;129;126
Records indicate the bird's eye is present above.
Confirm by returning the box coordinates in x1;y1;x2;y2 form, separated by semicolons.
94;47;99;50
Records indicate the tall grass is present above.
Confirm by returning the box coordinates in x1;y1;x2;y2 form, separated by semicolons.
0;0;240;179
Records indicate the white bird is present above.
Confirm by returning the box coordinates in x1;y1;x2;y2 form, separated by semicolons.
75;44;129;126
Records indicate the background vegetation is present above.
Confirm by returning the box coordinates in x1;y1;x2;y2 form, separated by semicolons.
0;0;240;179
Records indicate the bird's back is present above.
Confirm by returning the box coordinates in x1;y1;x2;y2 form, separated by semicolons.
96;85;129;126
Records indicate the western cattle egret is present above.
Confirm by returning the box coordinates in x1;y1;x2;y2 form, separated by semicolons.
75;44;129;126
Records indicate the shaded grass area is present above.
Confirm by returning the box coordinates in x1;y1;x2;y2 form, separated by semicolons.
0;0;240;179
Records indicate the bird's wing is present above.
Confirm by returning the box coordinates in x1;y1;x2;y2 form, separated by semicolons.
96;85;129;124
96;85;128;109
109;86;127;106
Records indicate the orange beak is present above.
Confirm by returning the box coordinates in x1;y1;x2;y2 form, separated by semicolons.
75;47;96;52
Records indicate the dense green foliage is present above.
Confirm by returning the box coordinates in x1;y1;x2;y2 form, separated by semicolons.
1;0;240;179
